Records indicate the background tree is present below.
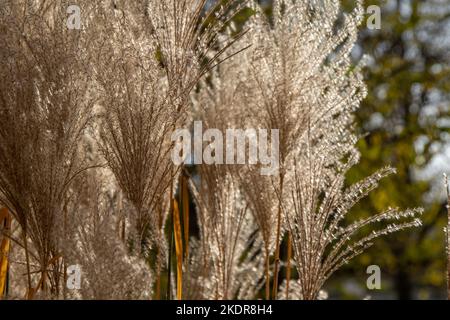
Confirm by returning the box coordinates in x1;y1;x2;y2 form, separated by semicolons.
338;0;450;299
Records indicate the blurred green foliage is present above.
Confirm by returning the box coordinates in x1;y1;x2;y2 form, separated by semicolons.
339;0;450;300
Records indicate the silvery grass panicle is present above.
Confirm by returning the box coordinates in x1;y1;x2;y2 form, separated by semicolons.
192;49;271;300
0;0;95;298
63;167;152;300
147;0;250;114
284;135;422;300
188;168;265;300
94;1;173;259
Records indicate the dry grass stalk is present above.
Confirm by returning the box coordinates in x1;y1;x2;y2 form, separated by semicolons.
173;199;184;300
0;208;12;299
286;231;292;300
182;176;190;259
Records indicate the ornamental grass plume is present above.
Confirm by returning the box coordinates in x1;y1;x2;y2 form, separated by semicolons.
192;47;273;299
147;0;250;112
187;168;265;300
95;0;174;259
0;0;95;298
64;167;153;300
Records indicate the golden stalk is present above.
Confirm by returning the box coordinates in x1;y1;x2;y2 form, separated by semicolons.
286;231;292;300
0;208;12;299
182;176;190;258
173;199;183;300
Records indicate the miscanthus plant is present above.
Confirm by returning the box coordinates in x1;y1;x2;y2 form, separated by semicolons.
192;0;422;300
0;0;424;300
